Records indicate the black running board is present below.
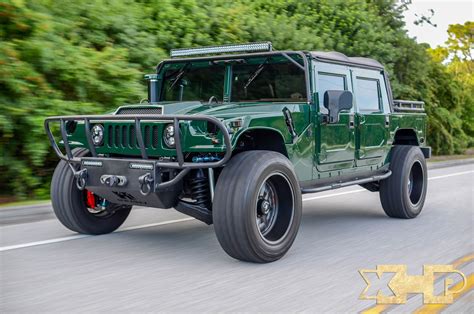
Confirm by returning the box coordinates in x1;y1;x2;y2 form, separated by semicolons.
301;171;392;194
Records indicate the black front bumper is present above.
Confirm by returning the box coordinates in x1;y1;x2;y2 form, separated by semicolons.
79;157;182;208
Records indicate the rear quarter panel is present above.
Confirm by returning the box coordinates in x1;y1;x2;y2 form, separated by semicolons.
389;112;428;155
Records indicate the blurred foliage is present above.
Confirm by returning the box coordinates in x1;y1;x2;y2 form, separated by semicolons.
428;21;474;153
0;0;472;198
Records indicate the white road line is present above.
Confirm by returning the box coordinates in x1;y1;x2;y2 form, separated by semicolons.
0;218;193;252
301;170;474;202
1;170;472;253
429;170;473;180
119;218;194;232
303;189;365;202
0;235;89;252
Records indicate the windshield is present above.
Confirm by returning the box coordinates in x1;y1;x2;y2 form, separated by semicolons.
231;62;306;102
160;56;306;103
162;64;225;102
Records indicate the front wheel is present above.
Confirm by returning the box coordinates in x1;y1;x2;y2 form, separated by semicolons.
213;151;302;263
379;145;428;219
51;148;132;235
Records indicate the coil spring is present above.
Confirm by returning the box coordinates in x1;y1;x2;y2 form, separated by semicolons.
190;174;210;207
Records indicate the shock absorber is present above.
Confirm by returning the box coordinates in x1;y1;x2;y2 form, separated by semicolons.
190;169;210;208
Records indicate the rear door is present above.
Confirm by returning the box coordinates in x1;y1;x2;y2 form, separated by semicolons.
314;62;355;171
352;69;390;166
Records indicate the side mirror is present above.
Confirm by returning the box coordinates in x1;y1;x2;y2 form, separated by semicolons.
323;90;353;123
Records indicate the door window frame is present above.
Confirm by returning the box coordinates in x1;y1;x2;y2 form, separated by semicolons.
313;62;353;114
354;77;382;113
351;68;387;114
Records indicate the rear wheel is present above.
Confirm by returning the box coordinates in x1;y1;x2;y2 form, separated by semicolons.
379;145;428;218
213;151;302;263
51;148;131;234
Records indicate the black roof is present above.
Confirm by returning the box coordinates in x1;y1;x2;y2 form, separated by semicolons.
310;51;384;70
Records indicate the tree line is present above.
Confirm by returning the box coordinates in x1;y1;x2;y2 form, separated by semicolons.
0;0;472;198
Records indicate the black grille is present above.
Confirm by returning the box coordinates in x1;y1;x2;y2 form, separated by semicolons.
152;126;159;147
107;124;159;149
129;126;136;147
116;107;162;115
144;125;151;147
115;126;120;146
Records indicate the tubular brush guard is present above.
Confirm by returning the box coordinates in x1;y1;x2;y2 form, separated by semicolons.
44;114;232;208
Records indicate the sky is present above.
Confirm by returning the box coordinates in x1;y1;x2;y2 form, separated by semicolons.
402;0;473;47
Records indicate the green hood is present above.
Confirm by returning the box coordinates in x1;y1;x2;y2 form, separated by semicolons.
116;101;309;125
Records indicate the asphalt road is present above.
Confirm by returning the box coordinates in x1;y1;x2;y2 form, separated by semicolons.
1;163;473;313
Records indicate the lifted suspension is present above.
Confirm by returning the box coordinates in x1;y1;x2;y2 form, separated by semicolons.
174;169;214;225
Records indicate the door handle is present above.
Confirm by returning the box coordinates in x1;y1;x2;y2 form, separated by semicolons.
349;114;355;129
359;114;366;125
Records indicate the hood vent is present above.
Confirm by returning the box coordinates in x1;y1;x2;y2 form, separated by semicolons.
116;107;163;115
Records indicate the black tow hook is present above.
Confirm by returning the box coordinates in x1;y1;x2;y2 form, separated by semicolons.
74;168;88;190
138;173;154;196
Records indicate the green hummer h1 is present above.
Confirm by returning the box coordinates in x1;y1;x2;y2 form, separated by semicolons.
46;42;431;263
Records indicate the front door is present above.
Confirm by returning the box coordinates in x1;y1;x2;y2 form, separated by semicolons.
314;63;355;172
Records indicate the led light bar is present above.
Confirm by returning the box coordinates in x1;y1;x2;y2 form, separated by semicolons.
129;163;154;170
83;160;103;167
170;42;273;58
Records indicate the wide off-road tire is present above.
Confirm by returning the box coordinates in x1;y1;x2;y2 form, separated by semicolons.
213;151;302;263
51;148;131;235
379;145;428;219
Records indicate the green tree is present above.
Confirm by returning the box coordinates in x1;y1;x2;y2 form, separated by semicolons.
429;21;473;149
0;0;472;199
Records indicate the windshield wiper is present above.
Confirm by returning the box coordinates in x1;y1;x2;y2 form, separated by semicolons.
167;63;190;91
243;58;269;90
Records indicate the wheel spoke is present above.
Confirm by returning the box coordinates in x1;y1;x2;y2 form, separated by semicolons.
256;178;283;237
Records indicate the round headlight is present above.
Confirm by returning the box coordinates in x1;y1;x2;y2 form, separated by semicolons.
91;124;104;146
163;124;175;148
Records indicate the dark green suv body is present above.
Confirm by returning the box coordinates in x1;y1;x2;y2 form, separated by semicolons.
46;43;430;262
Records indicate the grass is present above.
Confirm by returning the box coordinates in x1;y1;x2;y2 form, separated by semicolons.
429;148;474;162
0;199;50;209
430;154;474;162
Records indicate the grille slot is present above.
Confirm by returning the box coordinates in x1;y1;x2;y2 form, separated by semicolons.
129;126;136;148
116;107;163;115
108;126;113;147
114;126;120;148
152;126;159;148
121;126;127;147
144;126;151;147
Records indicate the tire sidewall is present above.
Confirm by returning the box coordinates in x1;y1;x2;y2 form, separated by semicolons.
64;161;130;234
51;148;131;235
400;147;428;217
216;151;302;262
248;161;301;259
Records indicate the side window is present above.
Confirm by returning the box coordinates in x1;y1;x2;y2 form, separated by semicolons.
317;73;346;114
379;73;390;113
355;78;381;112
